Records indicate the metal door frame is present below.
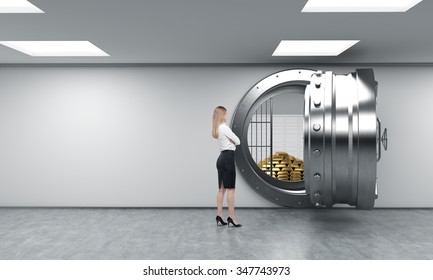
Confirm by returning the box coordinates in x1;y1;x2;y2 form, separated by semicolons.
231;69;316;207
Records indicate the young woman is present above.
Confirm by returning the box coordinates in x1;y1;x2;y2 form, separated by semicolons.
212;106;242;227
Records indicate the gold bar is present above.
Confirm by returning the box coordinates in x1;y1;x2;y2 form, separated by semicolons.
258;152;305;180
271;156;284;161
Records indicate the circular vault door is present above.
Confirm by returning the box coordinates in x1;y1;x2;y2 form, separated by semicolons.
231;68;386;209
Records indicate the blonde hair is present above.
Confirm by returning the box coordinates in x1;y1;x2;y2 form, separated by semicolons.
212;106;227;138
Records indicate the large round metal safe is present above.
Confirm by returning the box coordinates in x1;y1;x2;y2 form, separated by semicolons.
231;68;387;209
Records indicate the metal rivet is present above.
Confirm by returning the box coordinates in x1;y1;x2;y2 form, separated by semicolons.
315;202;321;207
313;149;321;157
256;86;259;89
313;173;321;181
276;75;279;78
313;99;321;107
241;169;244;172
313;123;321;131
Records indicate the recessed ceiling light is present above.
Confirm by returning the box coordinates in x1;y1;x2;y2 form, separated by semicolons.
272;40;359;56
0;41;110;57
302;0;423;13
0;0;44;13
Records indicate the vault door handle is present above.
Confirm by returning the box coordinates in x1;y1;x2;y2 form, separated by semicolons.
376;118;388;162
381;127;388;151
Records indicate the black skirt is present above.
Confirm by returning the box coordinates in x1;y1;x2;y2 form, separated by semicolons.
216;150;236;189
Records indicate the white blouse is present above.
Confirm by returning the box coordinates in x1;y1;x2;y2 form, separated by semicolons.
217;122;241;151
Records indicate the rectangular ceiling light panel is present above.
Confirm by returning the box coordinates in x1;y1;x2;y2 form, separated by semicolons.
302;0;423;12
0;0;44;13
272;40;359;56
0;41;110;57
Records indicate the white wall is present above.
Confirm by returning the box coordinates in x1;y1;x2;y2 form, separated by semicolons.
0;65;430;207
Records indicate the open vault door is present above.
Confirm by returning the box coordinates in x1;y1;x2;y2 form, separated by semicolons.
231;69;388;209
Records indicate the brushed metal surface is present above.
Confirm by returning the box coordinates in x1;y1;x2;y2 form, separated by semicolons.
304;69;379;209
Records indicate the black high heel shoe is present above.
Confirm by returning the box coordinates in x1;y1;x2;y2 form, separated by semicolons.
216;215;227;226
227;217;242;227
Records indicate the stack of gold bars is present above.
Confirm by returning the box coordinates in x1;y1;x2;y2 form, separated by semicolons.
257;151;304;181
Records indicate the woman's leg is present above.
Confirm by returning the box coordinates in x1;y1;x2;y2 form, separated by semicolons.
227;189;237;223
217;183;226;217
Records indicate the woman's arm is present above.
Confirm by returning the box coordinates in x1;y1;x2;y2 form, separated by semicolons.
221;124;241;145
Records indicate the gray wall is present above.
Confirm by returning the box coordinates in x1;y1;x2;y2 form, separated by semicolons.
0;65;430;207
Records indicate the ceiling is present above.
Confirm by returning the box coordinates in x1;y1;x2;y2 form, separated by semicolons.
0;0;432;64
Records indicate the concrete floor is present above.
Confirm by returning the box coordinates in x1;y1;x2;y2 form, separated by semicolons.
0;208;432;259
